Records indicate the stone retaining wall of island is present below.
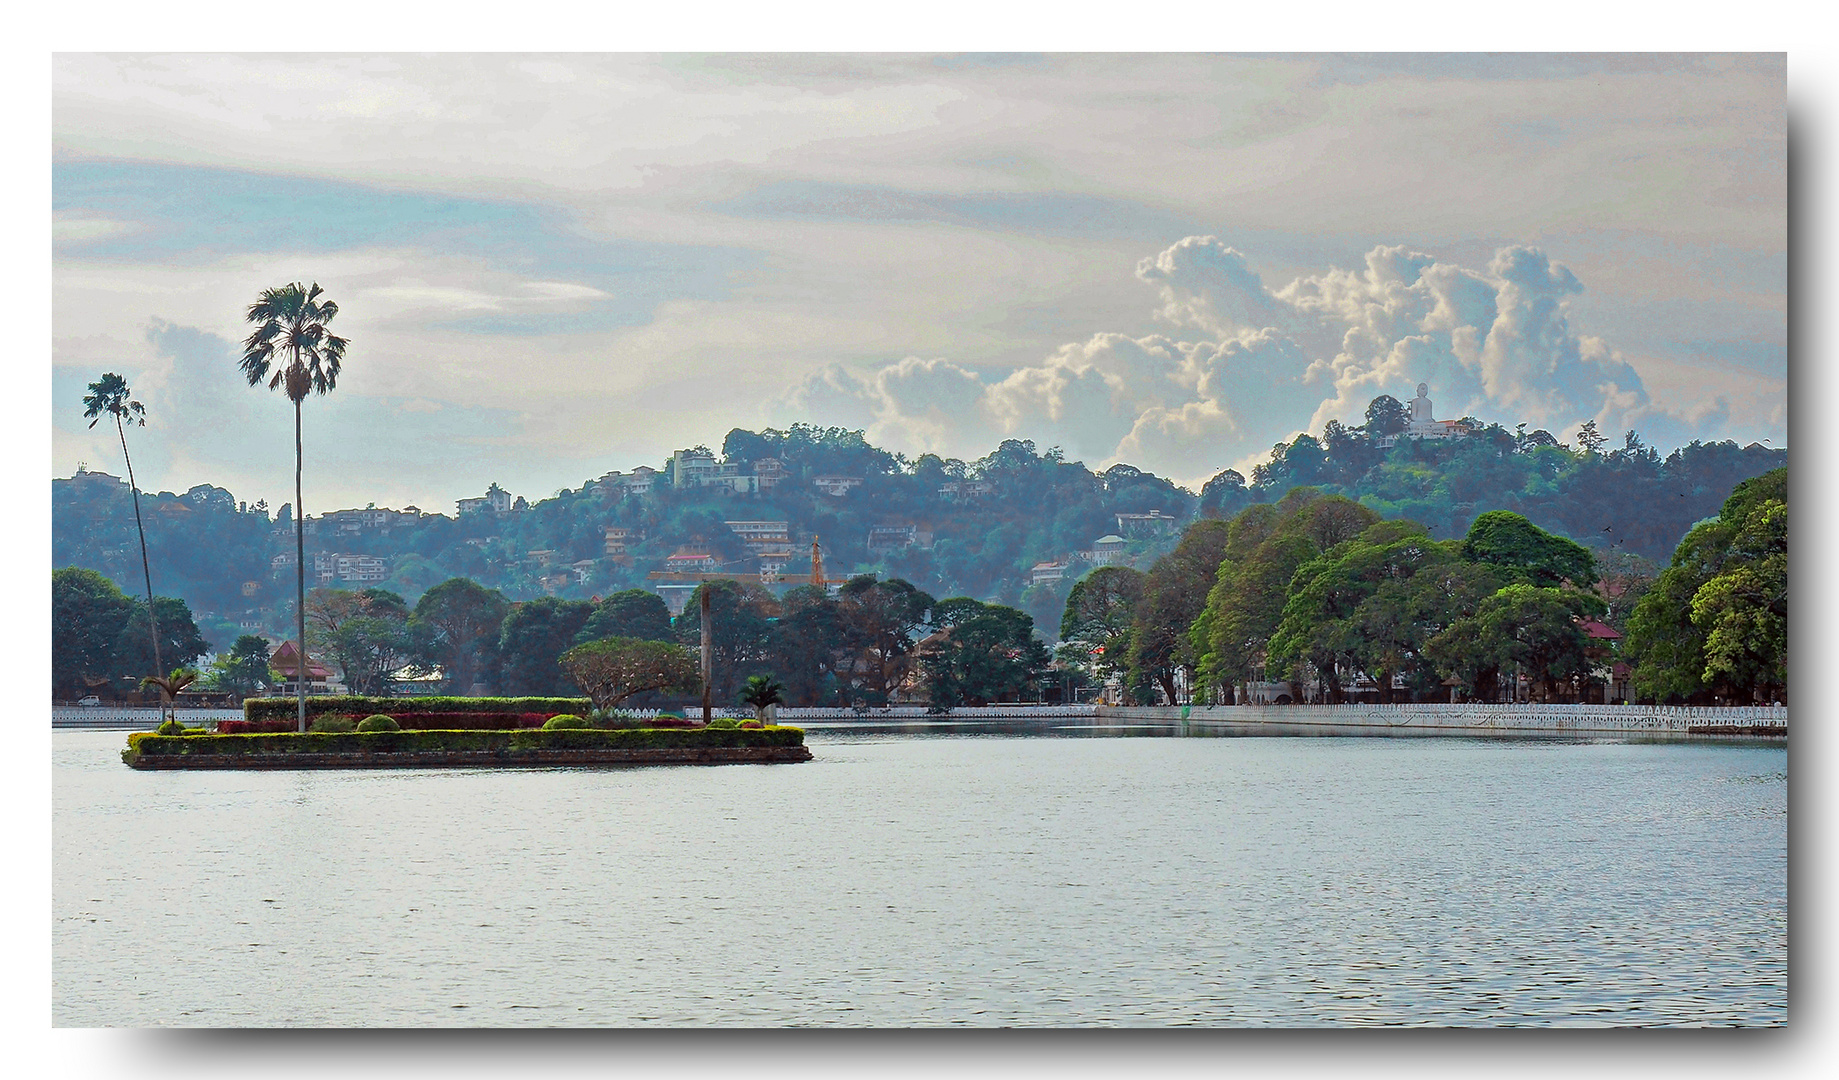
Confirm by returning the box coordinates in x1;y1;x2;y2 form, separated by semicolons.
121;727;811;770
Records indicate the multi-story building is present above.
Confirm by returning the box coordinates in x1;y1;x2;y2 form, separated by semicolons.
1088;535;1130;567
668;448;718;486
68;465;128;492
664;548;720;573
456;484;518;516
1115;510;1179;537
725;520;790;549
752;457;787;490
304;551;388;585
866;524;933;555
937;480;994;500
604;526;634;559
333;554;389;584
669;450;758;493
1030;561;1068;586
813;475;864;497
622;466;659;496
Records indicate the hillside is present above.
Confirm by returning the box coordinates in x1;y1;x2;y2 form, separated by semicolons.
53;411;1786;652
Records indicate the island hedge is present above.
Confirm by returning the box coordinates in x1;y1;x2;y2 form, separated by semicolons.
124;725;804;762
243;695;590;723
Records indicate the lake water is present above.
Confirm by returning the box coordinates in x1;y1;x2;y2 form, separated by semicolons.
53;726;1787;1027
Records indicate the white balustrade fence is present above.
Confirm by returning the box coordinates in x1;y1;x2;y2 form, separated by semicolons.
53;701;1785;736
1105;702;1787;735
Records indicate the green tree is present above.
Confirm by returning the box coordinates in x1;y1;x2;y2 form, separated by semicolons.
1430;584;1604;702
1358;561;1502;701
1691;494;1785;699
1625;467;1787;703
240;281;349;731
836;575;936;705
558;637;701;712
738;673;786;722
202;634;273;699
52;567;136;700
326;615;421;696
579;589;675;644
114;596;210;693
410;577;511;695
1364;394;1409;439
1059;566;1147;686
499;596;595;696
82;373;162;679
920;601;1051;709
140;667;200;726
1267;520;1454;703
763;585;849;706
673;580;778;703
1192;491;1379;701
1461;510;1596;588
1128;519;1232;704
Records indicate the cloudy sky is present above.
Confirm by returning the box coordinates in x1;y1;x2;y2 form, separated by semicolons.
51;53;1786;515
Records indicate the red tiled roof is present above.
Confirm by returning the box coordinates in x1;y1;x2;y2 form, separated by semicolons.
269;641;333;679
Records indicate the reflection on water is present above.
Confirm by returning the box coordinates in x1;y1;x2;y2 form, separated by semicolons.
54;730;1785;1026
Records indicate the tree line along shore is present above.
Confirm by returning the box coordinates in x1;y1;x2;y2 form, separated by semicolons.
56;465;1786;711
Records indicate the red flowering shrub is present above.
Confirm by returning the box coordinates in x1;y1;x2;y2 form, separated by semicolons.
216;719;299;734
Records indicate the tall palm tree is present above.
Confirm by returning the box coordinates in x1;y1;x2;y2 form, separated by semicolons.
83;373;161;683
240;282;348;732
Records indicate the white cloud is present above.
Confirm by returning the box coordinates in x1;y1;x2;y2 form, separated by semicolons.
775;236;1747;488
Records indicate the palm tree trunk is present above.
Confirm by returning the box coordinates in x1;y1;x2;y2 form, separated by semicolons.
295;397;308;733
117;415;162;684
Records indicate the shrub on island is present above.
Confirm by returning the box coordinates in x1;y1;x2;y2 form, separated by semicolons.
310;715;357;733
217;718;300;734
541;714;588;730
357;715;400;732
244;696;591;724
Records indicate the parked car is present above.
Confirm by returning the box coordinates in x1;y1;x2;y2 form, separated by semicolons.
76;695;101;706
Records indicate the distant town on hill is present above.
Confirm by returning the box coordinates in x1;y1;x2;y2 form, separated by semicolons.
52;400;1787;655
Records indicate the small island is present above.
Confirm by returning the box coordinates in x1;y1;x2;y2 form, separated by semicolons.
121;694;811;770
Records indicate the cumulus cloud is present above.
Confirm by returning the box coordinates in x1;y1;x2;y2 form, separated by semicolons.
775;235;1740;486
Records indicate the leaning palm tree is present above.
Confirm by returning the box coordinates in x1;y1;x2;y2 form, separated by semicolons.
83;373;161;681
240;282;348;732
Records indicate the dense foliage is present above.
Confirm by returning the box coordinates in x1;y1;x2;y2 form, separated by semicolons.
55;420;1779;641
1184;490;1611;704
557;637;702;711
1624;468;1787;704
52;567;209;700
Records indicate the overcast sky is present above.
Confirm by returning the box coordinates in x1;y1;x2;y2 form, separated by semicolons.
51;53;1786;516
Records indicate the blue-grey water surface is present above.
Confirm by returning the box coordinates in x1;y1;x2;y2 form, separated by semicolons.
53;728;1786;1026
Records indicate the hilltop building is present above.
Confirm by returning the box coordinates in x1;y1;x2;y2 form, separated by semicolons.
668;449;759;493
1030;561;1068;586
867;524;933;555
1088;535;1130;566
1115;510;1179;537
812;475;863;497
1376;384;1471;447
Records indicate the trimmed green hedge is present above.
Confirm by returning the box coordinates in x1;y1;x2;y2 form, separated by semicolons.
244;695;591;722
125;726;805;760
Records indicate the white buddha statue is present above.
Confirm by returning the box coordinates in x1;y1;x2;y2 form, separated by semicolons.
1410;382;1434;425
